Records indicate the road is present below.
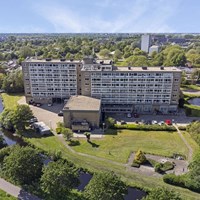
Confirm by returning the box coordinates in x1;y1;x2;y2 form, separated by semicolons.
0;178;41;200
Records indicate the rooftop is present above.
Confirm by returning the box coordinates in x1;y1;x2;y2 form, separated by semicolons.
23;58;82;64
64;96;101;111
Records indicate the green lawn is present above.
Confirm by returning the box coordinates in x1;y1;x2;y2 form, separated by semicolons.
1;93;24;109
182;84;200;91
0;189;16;200
182;131;200;155
26;136;200;200
71;130;189;163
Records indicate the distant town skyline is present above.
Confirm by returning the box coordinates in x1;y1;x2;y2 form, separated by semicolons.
1;0;200;33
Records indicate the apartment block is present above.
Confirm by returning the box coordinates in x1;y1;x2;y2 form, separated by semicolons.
22;58;181;114
141;34;151;53
22;59;82;104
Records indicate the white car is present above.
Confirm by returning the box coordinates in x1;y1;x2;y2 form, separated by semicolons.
48;103;52;107
152;120;158;124
127;113;132;118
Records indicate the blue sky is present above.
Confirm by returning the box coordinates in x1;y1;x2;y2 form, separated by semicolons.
0;0;199;33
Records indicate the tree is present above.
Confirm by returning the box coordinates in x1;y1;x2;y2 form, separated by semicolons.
163;45;186;66
11;105;33;134
125;55;150;66
2;69;24;93
114;49;123;60
185;150;200;192
0;109;15;131
144;187;182;200
40;160;79;200
134;150;146;164
62;128;73;141
2;146;43;185
0;136;7;149
19;46;33;59
99;48;110;58
84;171;127;200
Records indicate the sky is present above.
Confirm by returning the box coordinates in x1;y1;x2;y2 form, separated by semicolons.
0;0;199;33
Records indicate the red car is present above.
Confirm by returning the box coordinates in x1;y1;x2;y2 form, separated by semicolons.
165;119;172;125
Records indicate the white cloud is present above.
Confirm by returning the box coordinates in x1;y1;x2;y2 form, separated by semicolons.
34;0;183;33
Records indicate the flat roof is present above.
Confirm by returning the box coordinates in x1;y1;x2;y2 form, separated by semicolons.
23;59;82;64
64;96;101;111
113;66;182;72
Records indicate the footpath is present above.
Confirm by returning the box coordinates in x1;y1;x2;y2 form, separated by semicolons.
0;178;41;200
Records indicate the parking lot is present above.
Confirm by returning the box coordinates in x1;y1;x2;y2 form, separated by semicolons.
109;110;200;126
18;97;63;131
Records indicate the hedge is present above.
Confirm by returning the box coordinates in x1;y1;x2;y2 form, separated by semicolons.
163;174;186;188
114;124;176;131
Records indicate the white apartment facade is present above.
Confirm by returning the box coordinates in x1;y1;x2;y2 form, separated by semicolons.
141;34;151;53
81;64;181;114
22;58;181;114
22;59;82;104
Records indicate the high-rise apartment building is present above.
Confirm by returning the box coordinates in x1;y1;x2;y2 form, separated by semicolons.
22;59;82;104
141;34;151;53
22;58;181;114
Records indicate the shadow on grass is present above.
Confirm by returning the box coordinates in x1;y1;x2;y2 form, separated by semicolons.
68;140;80;146
88;141;100;148
22;128;54;138
104;128;118;135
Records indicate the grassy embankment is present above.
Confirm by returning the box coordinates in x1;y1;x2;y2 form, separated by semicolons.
1;93;24;109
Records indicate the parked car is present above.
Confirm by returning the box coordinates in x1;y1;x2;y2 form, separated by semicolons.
36;103;41;107
58;111;63;116
158;121;165;125
152;120;158;124
165;119;172;125
120;120;126;125
48;103;53;107
133;113;139;118
127;113;132;118
29;117;38;123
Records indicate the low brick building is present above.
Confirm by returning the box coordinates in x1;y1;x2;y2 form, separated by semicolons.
63;96;101;131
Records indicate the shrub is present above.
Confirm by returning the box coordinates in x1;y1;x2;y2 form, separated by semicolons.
56;127;62;134
163;174;186;188
114;124;176;131
155;163;163;173
131;161;140;168
155;161;174;173
106;117;116;128
134;150;146;164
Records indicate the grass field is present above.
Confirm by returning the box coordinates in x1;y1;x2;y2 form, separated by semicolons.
182;131;200;155
0;189;16;200
70;129;189;163
26;136;200;200
1;93;24;109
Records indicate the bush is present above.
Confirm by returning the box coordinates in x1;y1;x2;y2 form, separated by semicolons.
134;150;147;164
131;161;140;168
147;158;159;167
161;161;174;171
56;127;62;134
155;161;174;173
155;163;163;173
163;174;186;188
106;117;116;128
114;124;176;131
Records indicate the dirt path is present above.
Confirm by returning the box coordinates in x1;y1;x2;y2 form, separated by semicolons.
174;124;193;161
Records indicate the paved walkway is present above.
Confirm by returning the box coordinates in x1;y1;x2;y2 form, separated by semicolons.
174;124;193;161
0;178;41;200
